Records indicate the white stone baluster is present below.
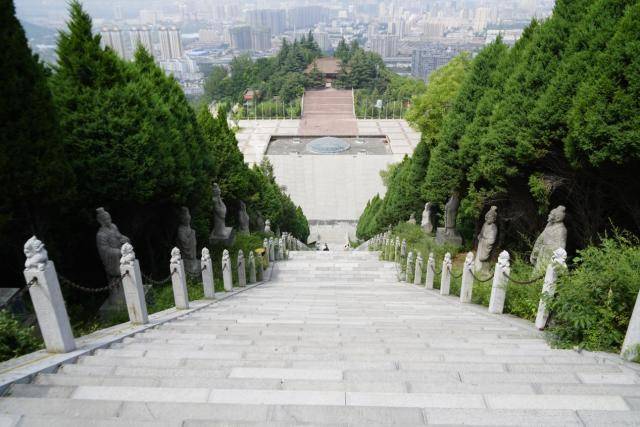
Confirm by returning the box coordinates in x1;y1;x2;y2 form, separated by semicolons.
119;243;148;324
201;247;215;299
489;251;511;314
425;252;435;290
170;247;189;309
237;250;246;287
440;252;452;296
414;252;423;286
222;249;233;291
405;251;414;283
459;252;475;303
535;248;567;329
22;236;76;353
248;251;257;283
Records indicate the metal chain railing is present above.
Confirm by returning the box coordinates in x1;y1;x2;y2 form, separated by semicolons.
470;269;494;283
141;272;172;286
0;277;38;310
502;271;546;285
449;267;463;279
430;263;443;276
59;273;125;293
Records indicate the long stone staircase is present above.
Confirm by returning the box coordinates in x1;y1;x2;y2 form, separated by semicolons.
2;251;640;426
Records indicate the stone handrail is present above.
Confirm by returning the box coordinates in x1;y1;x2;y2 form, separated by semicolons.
19;235;283;355
366;231;640;361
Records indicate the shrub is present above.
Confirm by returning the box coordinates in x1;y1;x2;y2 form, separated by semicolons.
546;235;640;352
0;310;41;362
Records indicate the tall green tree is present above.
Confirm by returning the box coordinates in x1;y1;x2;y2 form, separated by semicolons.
0;0;75;283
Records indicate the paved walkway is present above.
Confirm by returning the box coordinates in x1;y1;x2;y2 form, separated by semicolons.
2;251;640;425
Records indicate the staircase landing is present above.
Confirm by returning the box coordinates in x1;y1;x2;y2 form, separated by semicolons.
2;251;640;425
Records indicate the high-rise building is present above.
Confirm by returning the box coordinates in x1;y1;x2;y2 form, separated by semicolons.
288;6;331;29
423;20;446;38
246;9;286;35
230;26;253;50
251;27;272;51
313;31;330;52
411;46;458;81
473;7;491;32
158;26;184;60
129;26;153;55
100;27;126;58
369;35;399;58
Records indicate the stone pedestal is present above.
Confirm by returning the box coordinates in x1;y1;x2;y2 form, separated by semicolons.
248;252;257;284
237;250;247;287
120;257;148;325
209;227;235;247
24;261;76;353
435;227;463;247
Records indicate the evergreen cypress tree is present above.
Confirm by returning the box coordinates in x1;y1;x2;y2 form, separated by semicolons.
0;0;75;282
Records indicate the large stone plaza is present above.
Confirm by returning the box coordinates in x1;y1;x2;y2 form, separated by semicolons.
235;88;420;247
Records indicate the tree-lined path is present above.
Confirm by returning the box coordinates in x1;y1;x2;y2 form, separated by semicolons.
2;251;640;425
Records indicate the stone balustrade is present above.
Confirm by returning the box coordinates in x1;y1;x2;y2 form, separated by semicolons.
366;230;640;361
20;235;282;355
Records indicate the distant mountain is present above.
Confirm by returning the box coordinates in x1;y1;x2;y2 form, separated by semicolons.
20;20;58;41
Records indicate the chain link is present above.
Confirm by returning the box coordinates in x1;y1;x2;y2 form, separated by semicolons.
449;267;463;279
0;278;38;310
59;274;123;293
470;269;494;283
142;272;172;286
430;264;443;275
502;271;546;285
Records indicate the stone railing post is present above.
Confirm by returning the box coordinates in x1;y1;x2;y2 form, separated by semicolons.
201;248;215;299
623;291;640;360
256;249;265;280
248;251;256;283
269;237;275;262
263;238;270;267
440;252;452;296
237;250;246;287
394;237;400;262
170;247;189;309
119;243;148;324
405;251;414;283
425;252;435;290
488;251;511;314
535;248;567;330
414;252;423;285
22;236;75;353
222;249;233;291
459;252;475;303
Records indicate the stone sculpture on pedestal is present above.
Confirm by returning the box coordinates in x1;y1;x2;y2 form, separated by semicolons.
24;236;48;271
264;219;272;234
407;214;416;225
209;183;235;246
474;206;498;273
96;207;130;307
435;193;463;246
255;213;265;234
531;205;567;273
177;207;199;276
238;201;250;234
421;202;434;234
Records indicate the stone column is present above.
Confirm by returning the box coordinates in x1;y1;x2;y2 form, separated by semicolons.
394;237;400;262
22;236;76;353
237;250;247;287
222;249;233;291
268;237;275;262
440;252;452;296
257;250;265;281
263;238;270;267
247;251;257;283
535;248;567;330
489;251;511;314
201;248;215;299
414;252;423;286
119;243;148;324
170;247;189;309
405;252;414;283
459;252;475;304
425;253;435;290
